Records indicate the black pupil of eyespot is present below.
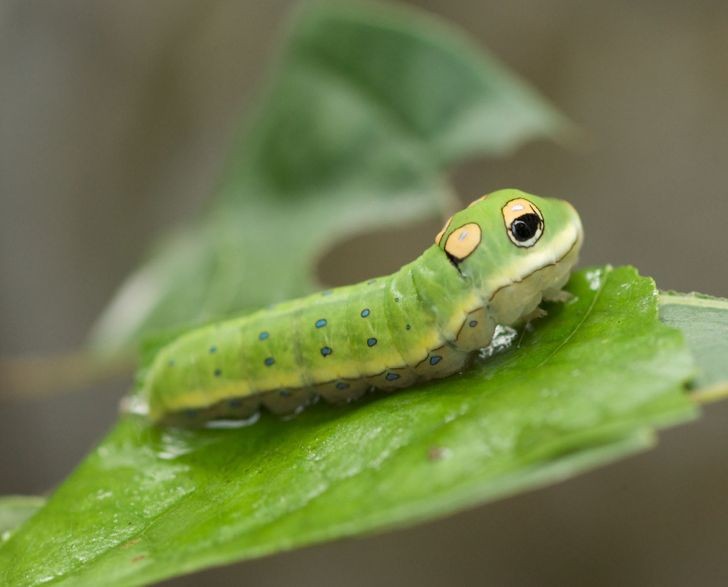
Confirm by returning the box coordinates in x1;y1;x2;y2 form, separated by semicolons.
511;213;541;242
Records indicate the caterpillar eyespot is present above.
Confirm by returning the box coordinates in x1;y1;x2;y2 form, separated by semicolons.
502;198;545;248
134;189;583;426
444;223;482;262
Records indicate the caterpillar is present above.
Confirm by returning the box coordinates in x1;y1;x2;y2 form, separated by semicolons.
136;188;583;425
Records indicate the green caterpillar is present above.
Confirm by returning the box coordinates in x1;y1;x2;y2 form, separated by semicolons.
136;188;583;425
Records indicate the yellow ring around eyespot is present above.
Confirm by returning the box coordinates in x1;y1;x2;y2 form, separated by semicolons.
435;216;452;245
445;223;482;261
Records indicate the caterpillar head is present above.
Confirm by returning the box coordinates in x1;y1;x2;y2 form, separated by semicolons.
434;188;583;291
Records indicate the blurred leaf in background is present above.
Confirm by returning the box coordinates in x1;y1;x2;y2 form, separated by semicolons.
88;0;569;355
660;292;728;401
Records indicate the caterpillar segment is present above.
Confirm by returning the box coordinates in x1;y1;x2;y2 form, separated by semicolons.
139;188;583;426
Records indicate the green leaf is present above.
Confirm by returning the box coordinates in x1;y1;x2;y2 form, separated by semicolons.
659;291;728;401
88;0;568;354
0;266;696;586
0;496;45;544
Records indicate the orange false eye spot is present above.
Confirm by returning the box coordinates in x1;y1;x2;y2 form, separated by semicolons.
467;194;488;208
444;223;482;261
435;216;453;245
502;198;544;248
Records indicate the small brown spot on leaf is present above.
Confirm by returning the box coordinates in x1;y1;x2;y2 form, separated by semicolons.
428;446;450;461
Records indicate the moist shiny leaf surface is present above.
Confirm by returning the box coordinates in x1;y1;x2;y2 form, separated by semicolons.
0;267;696;586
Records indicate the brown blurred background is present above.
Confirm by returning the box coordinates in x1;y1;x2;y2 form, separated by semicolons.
1;1;728;586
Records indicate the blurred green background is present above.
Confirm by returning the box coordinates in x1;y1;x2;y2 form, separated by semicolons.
1;1;727;585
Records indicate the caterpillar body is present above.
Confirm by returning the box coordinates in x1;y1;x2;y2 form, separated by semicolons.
138;189;583;425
